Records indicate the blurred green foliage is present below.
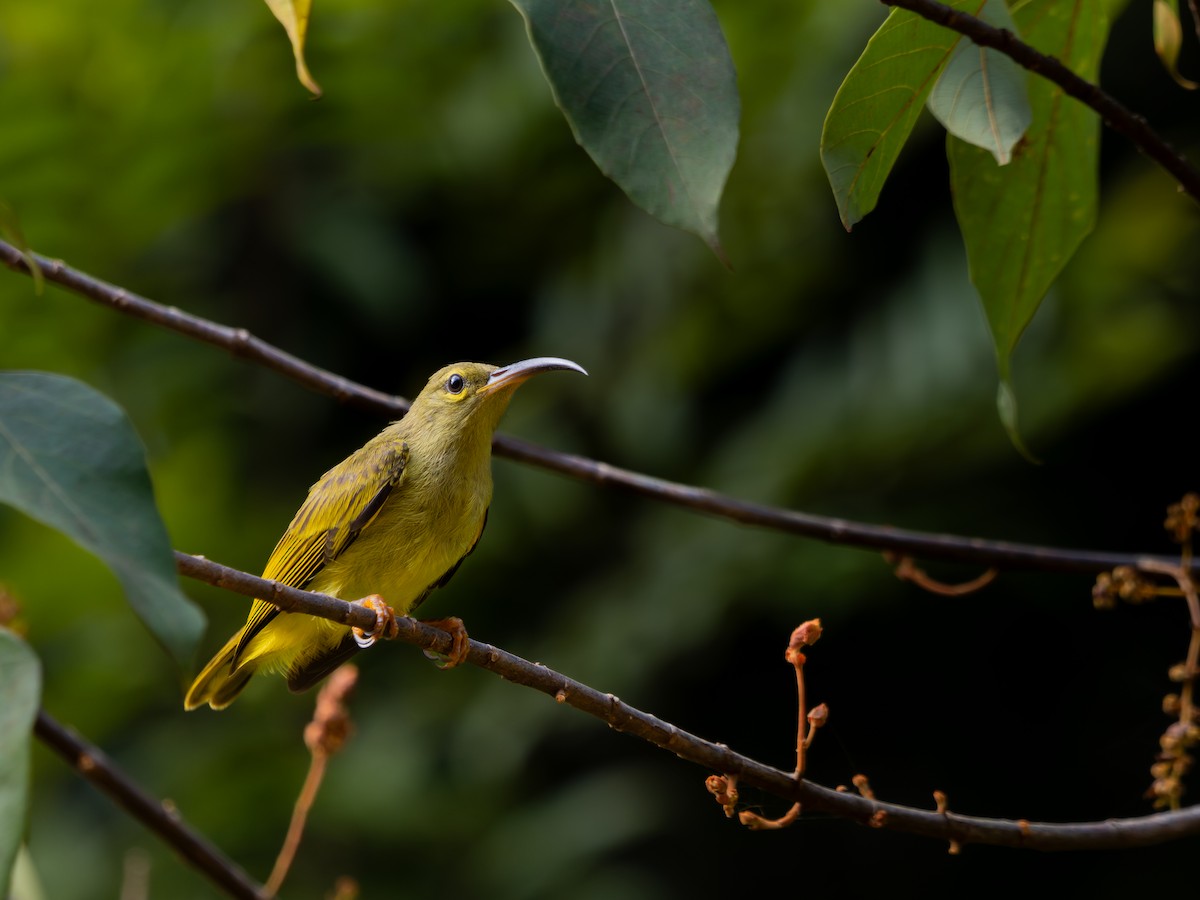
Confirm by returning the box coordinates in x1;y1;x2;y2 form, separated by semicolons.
2;0;1199;897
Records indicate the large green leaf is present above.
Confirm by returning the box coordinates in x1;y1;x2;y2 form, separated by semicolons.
0;372;204;669
511;0;739;259
950;0;1109;386
927;0;1031;164
0;629;39;896
821;0;987;230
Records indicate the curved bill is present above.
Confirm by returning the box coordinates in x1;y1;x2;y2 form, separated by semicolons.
481;357;588;394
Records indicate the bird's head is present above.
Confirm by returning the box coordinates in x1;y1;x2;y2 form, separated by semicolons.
409;357;587;442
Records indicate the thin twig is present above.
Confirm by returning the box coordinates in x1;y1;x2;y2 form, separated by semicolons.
887;552;999;596
786;619;825;777
1;239;1193;579
176;551;1200;851
32;709;264;900
1136;557;1200;724
263;666;358;898
732;620;825;830
175;551;377;631
882;0;1200;202
1133;553;1200;810
263;753;327;897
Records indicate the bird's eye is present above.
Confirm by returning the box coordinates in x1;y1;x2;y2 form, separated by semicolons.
447;373;465;394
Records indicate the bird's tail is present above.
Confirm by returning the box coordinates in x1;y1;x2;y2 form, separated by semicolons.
184;629;257;710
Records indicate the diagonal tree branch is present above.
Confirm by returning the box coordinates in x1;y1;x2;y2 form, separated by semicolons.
33;709;263;900
883;0;1200;203
1;239;1192;578
175;550;1200;851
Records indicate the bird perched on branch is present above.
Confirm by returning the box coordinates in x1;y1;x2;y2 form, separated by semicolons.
185;357;586;710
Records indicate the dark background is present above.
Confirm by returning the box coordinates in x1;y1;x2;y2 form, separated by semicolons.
2;0;1198;896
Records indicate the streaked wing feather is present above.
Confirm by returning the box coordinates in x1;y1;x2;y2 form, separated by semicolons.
234;440;409;662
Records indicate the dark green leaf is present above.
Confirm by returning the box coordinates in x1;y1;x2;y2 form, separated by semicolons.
0;372;204;669
511;0;739;258
0;629;39;895
821;0;987;229
950;0;1109;383
927;0;1031;164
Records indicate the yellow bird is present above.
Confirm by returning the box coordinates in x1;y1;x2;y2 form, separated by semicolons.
185;357;586;710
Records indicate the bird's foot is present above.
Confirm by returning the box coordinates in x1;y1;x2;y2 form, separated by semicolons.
352;594;399;648
420;616;469;668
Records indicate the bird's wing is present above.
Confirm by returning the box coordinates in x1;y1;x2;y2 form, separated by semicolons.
234;440;410;663
288;500;489;692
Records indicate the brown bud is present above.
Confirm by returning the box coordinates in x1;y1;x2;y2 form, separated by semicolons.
852;773;875;799
932;790;949;814
305;665;358;756
1092;573;1116;610
807;703;829;729
1150;761;1173;779
1168;663;1190;683
1149;776;1181;801
1111;566;1159;603
785;648;807;667
705;774;738;815
1164;493;1200;543
1163;693;1182;715
790;619;823;651
1160;728;1184;754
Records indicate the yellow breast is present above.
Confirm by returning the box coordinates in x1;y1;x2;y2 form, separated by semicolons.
309;462;491;612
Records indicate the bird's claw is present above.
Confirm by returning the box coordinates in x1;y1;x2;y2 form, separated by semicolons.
420;616;469;668
352;594;399;648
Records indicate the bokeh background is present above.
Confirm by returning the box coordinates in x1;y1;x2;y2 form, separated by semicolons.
3;0;1199;896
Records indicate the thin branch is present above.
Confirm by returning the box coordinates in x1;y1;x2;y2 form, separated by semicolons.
883;0;1200;203
729;621;825;830
887;552;999;596
32;709;264;900
0;244;397;417
177;551;1200;851
175;551;378;632
263;666;359;898
1;239;1191;579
